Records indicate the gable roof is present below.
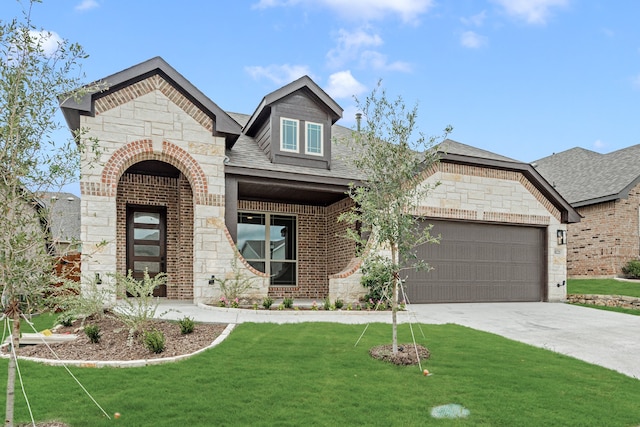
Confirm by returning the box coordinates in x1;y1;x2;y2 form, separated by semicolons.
533;145;640;207
60;56;242;148
243;75;343;137
436;143;580;223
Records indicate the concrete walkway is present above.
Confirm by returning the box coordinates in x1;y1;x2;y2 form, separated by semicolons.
157;301;640;380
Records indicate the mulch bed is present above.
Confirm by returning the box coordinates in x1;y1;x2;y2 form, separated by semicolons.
369;343;431;365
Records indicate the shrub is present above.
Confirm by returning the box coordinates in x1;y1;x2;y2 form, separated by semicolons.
323;297;332;310
51;272;112;323
212;252;260;302
360;256;394;303
114;269;166;345
283;297;294;309
56;312;75;327
334;299;344;310
143;329;166;354
262;296;274;310
622;260;640;279
178;316;195;335
84;324;101;344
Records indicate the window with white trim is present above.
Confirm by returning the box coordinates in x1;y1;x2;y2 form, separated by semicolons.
305;122;323;155
280;118;299;152
237;212;297;286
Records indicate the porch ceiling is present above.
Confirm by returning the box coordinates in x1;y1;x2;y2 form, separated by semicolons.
237;179;349;206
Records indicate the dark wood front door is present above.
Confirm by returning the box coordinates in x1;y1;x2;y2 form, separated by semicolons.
126;206;167;297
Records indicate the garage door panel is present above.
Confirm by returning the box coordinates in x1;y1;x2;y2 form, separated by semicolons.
405;220;545;303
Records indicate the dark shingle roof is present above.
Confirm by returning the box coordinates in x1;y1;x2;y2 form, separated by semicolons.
439;139;518;162
225;112;365;182
533;145;640;206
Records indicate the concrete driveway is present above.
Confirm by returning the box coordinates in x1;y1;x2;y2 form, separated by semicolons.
158;301;640;380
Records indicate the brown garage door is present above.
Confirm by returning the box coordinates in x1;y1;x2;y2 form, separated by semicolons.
404;220;545;303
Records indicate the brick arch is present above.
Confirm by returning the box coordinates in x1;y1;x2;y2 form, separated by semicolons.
101;140;208;202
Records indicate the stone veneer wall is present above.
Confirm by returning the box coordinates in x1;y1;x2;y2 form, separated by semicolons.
329;162;571;303
116;172;194;300
567;182;640;277
415;162;568;302
78;74;249;304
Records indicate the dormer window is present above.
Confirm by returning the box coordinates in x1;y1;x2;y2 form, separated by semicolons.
305;122;323;156
281;118;299;152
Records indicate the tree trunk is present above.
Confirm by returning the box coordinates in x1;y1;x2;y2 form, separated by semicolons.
5;310;20;427
391;244;398;355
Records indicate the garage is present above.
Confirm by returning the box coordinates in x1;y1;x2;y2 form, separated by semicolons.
404;219;546;303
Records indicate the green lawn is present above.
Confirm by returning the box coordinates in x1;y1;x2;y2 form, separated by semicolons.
2;322;640;426
568;278;640;298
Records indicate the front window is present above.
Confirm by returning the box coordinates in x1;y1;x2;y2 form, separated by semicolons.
306;122;323;155
281;118;298;152
238;212;297;286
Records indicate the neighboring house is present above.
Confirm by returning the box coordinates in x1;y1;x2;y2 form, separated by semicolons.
60;57;579;304
534;146;640;277
41;192;81;255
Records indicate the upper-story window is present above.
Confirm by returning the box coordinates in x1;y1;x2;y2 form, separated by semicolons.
281;118;299;152
305;122;323;156
280;117;324;156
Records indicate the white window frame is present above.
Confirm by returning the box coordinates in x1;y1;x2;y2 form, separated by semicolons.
280;118;299;153
305;121;324;156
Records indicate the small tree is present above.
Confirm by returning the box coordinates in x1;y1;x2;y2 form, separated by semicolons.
0;1;103;424
339;83;451;354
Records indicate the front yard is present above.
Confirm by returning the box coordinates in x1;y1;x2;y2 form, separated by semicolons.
567;278;640;315
2;320;640;426
567;278;640;298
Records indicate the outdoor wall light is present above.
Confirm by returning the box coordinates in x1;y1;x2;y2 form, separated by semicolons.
208;275;216;285
95;273;102;285
557;229;567;245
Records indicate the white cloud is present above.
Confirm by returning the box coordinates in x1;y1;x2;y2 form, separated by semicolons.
460;31;488;49
492;0;569;25
327;28;410;72
75;0;99;11
29;30;64;57
253;0;434;24
461;11;487;27
244;64;311;85
359;51;412;72
327;28;383;68
324;70;366;99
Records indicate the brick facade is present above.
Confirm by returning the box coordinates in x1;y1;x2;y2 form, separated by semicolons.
237;198;356;299
567;182;640;277
116;172;194;299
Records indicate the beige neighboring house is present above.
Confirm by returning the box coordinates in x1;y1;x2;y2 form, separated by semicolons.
60;57;579;304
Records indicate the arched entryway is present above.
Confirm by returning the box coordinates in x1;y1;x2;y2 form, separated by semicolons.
116;160;194;299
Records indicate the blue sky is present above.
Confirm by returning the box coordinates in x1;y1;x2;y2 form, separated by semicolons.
3;0;640;165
